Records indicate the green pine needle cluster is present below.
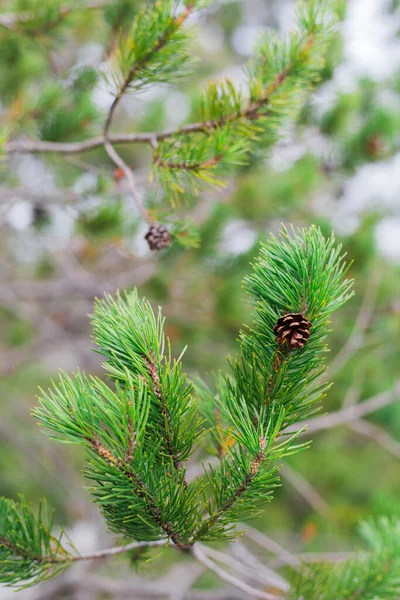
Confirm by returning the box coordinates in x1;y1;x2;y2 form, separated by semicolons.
0;497;70;588
106;1;202;96
153;0;337;202
0;226;356;588
192;226;353;541
290;518;400;599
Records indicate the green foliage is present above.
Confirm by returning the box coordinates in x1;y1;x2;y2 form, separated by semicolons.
0;226;351;587
193;226;353;541
290;518;400;599
154;0;338;203
106;0;201;96
0;496;70;588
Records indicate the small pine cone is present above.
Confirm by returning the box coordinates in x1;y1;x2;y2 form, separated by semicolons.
273;312;311;350
145;224;171;251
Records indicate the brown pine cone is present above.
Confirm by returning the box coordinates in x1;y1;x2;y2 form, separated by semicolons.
273;312;311;349
145;224;171;251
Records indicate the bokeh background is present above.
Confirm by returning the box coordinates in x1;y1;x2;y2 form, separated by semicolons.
0;0;399;597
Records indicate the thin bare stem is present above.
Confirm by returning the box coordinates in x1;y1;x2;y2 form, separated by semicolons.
349;419;400;459
198;544;289;592
69;538;168;562
280;463;332;517
240;522;301;569
103;140;150;222
191;544;284;600
284;383;400;437
327;264;381;379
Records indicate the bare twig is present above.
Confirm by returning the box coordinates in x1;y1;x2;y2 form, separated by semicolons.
240;522;301;569
69;538;168;561
191;544;284;600
285;384;400;437
280;463;332;517
348;419;400;459
232;541;291;591
198;544;289;592
103;140;150;222
327;265;381;379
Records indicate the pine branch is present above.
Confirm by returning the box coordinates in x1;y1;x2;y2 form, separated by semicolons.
289;518;400;599
104;3;195;136
0;497;71;588
145;351;188;487
86;436;191;550
5;0;337;215
193;226;353;542
101;1;198;223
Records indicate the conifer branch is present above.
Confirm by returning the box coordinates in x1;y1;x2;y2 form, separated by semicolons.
103;4;194;137
86;436;191;550
4;33;317;157
101;2;197;223
145;352;189;488
154;154;224;171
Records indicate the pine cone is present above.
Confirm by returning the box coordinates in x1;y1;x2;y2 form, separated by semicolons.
145;224;171;251
273;312;311;349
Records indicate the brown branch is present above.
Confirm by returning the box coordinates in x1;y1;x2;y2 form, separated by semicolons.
194;437;266;540
6;33;315;158
0;535;63;565
125;415;135;464
145;352;188;489
154;154;224;171
86;437;190;550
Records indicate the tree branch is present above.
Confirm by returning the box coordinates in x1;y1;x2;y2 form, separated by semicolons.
69;538;168;562
145;352;189;489
199;544;289;592
241;522;301;570
280;463;332;516
348;419;400;459
86;437;190;550
194;437;267;540
284;383;400;437
5;32;316;159
191;544;284;600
